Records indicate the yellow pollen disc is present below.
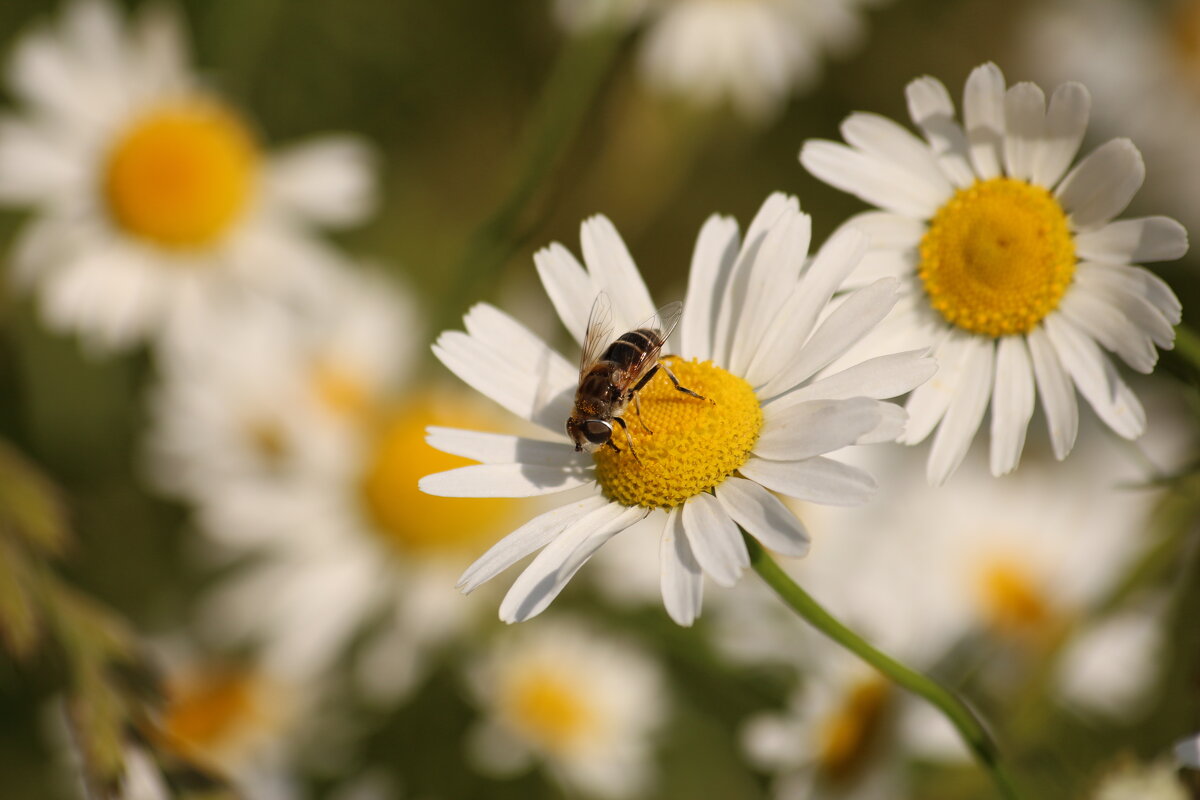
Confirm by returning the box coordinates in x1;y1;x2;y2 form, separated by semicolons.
919;177;1076;337
504;668;595;753
160;668;262;759
359;396;515;556
978;558;1052;634
817;677;891;782
312;360;371;418
593;358;762;509
104;101;258;249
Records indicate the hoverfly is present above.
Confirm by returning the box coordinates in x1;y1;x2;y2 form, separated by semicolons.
566;293;707;460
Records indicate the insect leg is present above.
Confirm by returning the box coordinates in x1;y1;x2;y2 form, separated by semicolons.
659;360;709;402
613;416;642;464
633;393;653;434
631;363;660;393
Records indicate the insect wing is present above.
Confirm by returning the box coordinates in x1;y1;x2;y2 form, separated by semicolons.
619;300;684;388
578;292;614;374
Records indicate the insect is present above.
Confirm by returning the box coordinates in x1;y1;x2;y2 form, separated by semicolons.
566;293;707;460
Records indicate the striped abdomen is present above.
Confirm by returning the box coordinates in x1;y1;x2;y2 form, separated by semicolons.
600;328;661;370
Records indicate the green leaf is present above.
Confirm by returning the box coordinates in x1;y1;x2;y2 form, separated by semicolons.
0;537;42;659
0;438;70;557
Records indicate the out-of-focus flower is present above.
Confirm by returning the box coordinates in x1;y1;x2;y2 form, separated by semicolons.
1091;758;1188;800
0;0;375;353
421;193;935;625
801;62;1187;484
465;616;665;799
1176;733;1200;770
553;0;881;120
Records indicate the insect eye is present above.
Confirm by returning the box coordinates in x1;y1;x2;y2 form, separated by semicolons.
583;420;612;444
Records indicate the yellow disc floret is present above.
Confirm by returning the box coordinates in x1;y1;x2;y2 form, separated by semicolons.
978;557;1052;635
503;667;597;754
360;396;515;557
817;676;891;782
104;100;258;249
919;177;1076;337
594;358;762;509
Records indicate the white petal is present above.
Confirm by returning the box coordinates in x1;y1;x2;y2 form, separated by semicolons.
715;477;810;558
744;225;870;387
1176;736;1200;770
680;492;747;588
926;336;994;485
500;502;645;622
989;336;1035;476
860;401;908;444
1059;287;1158;373
902;330;969;445
1003;82;1046;182
800;140;946;219
1074;217;1189;264
1075;265;1177;348
1033;82;1090;188
266;137;377;227
0;118;79;203
681;214;740;361
1055;139;1144;231
840;112;954;201
458;495;608;593
781;349;937;403
1077;262;1181;325
419;463;592;497
760;277;900;399
534;243;592;345
1043;314;1145;440
580;215;656;331
905;75;975;188
963;62;1006;180
739;456;876;506
660;508;703;626
1027;325;1079;460
841;210;926;249
755;398;882;461
425;427;584;466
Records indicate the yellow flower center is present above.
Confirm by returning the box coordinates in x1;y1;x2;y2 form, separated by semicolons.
160;667;262;761
918;177;1076;337
359;396;515;557
312;359;371;418
978;558;1052;634
593;358;762;509
503;667;597;754
817;677;891;782
104;101;258;249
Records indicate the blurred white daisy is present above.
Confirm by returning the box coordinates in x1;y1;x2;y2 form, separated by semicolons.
1091;758;1189;800
801;62;1187;484
554;0;881;120
0;0;375;353
421;192;935;625
465;616;665;799
1176;732;1200;770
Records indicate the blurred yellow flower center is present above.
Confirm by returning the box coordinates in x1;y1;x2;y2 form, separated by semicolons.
104;101;258;249
817;676;891;781
161;668;262;761
360;397;512;556
919;177;1075;337
594;358;761;509
312;360;371;418
979;558;1052;633
504;667;596;753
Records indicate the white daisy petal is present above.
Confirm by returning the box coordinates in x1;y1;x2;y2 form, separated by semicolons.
1075;266;1177;348
680;214;740;361
1043;314;1146;440
580;215;657;330
500;502;646;622
425;427;585;466
680;492;747;588
419;463;592;498
1074;217;1189;264
927;336;994;485
1055;138;1145;231
963;62;1006;180
266;137;377;227
739;456;876;506
660;508;703;626
902;331;971;445
458;495;609;594
840;210;926;250
534;242;593;345
755;397;882;461
989;336;1035;476
1077;263;1181;326
783;349;937;404
1059;287;1158;373
1003;81;1046;182
860;401;908;444
905;75;975;188
840;112;954;201
800;140;947;219
1027;325;1079;460
1032;81;1090;188
715;477;810;558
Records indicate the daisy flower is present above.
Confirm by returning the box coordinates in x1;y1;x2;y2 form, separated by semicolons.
421;192;936;625
1091;759;1189;800
553;0;881;120
800;62;1187;483
0;0;375;352
465;616;665;799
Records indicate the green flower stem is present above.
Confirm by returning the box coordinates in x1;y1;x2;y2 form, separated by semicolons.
1174;321;1200;371
438;26;626;330
744;533;1021;800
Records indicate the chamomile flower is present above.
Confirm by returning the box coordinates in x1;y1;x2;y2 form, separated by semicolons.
1092;759;1189;800
801;62;1187;484
421;192;936;625
465;616;665;799
0;0;375;353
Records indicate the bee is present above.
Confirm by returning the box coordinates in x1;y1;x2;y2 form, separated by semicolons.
566;293;707;459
